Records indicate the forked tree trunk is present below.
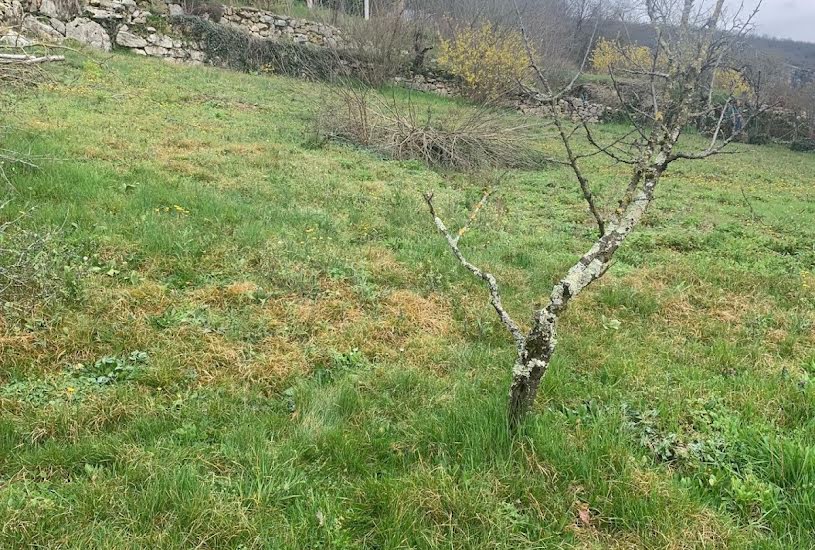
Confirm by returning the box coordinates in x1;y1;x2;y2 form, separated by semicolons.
507;166;665;428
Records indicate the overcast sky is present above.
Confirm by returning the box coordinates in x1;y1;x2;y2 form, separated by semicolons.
738;0;815;42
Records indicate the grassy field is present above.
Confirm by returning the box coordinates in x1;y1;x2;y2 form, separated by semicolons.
1;51;814;549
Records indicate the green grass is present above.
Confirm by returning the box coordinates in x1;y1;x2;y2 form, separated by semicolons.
1;51;814;549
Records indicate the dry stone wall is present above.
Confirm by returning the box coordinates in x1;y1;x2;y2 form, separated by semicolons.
0;0;343;62
221;6;341;47
516;93;614;124
397;71;617;124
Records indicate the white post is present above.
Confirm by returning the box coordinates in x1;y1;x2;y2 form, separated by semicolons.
364;0;370;19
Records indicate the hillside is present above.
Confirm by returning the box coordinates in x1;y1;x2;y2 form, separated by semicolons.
1;51;814;548
601;20;815;74
748;34;815;72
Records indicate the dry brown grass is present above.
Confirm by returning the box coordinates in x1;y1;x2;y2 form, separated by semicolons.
288;281;365;329
225;280;260;297
363;246;414;285
620;266;771;330
162;159;218;182
384;289;452;336
673;510;742;550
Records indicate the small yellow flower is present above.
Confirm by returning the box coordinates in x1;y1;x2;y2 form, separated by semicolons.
66;387;76;394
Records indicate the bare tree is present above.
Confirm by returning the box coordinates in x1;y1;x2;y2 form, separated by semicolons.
424;0;766;429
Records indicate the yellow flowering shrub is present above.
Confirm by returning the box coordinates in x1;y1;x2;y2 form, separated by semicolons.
437;23;531;102
591;38;655;74
713;68;752;97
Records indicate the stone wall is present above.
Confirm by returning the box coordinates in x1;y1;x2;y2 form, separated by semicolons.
0;0;343;60
394;71;460;97
116;23;205;63
516;93;613;124
221;6;341;47
397;71;616;124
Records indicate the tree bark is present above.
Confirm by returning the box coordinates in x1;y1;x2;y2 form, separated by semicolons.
508;323;555;429
507;165;665;428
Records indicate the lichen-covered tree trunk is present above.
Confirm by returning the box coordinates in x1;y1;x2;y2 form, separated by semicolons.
508;167;664;428
508;322;555;429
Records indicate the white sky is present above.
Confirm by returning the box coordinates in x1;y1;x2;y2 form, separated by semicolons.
736;0;815;42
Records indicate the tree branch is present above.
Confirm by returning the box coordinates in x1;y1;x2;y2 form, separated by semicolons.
424;192;525;351
0;54;65;64
512;0;606;237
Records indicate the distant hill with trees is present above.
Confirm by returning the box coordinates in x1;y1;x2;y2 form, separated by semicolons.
601;19;815;80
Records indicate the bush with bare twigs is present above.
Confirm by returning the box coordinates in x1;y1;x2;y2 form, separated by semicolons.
316;86;543;170
340;10;435;86
0;41;86;324
0;40;66;88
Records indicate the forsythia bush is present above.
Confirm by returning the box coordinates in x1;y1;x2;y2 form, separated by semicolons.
713;68;752;97
437;23;531;102
591;38;655;74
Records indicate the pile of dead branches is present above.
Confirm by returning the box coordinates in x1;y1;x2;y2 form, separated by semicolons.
317;86;544;171
0;34;65;87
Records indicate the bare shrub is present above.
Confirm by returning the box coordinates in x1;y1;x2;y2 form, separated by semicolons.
0;40;71;191
0;40;65;90
340;9;434;86
317;86;543;170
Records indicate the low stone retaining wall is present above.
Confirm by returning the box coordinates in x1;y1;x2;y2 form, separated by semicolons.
516;94;613;124
0;0;342;61
396;71;616;123
115;22;205;63
221;6;341;47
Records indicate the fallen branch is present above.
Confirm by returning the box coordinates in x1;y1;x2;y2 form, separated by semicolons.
0;53;65;64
